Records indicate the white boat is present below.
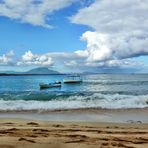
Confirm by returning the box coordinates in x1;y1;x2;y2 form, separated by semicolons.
63;75;82;83
39;82;61;89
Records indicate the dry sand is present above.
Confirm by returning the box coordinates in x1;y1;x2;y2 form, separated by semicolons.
0;118;148;148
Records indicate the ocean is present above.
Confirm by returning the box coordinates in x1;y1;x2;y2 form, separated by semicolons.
0;74;148;111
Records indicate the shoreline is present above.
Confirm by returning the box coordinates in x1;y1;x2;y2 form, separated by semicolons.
0;108;148;123
0;107;148;113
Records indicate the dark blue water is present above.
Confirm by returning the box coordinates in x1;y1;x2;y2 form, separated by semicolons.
0;74;148;110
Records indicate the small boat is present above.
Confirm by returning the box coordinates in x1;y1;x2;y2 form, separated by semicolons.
55;81;61;84
39;82;61;89
63;75;82;83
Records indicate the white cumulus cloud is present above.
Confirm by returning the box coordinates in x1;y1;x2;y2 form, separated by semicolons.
76;31;112;62
18;50;53;66
0;50;14;65
0;0;77;28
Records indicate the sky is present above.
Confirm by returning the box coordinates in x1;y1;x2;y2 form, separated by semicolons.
0;0;148;73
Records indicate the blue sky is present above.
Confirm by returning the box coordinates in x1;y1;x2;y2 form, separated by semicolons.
0;0;148;73
0;2;88;55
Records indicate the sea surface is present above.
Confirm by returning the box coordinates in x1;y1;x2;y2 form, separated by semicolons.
0;74;148;111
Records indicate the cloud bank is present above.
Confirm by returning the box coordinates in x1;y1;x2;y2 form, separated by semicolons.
0;49;145;73
71;0;148;62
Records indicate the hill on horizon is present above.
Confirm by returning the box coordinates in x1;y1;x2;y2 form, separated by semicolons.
25;67;60;74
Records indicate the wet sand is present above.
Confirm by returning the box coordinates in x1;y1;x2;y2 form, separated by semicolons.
0;108;148;123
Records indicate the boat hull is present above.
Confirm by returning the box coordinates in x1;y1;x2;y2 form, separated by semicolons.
63;80;82;83
40;84;61;89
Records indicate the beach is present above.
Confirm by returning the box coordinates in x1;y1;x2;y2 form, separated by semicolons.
0;109;148;148
0;74;148;147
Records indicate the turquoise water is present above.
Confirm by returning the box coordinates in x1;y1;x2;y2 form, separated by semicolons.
0;74;148;110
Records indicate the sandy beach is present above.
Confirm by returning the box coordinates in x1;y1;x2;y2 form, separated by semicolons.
0;109;148;148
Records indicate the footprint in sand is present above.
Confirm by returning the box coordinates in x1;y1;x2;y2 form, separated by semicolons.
52;124;64;128
18;137;36;143
26;122;39;126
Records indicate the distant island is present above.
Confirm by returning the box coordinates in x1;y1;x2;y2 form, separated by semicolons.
0;67;61;76
0;67;140;76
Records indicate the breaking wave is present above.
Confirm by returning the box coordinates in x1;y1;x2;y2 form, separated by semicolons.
0;92;148;111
